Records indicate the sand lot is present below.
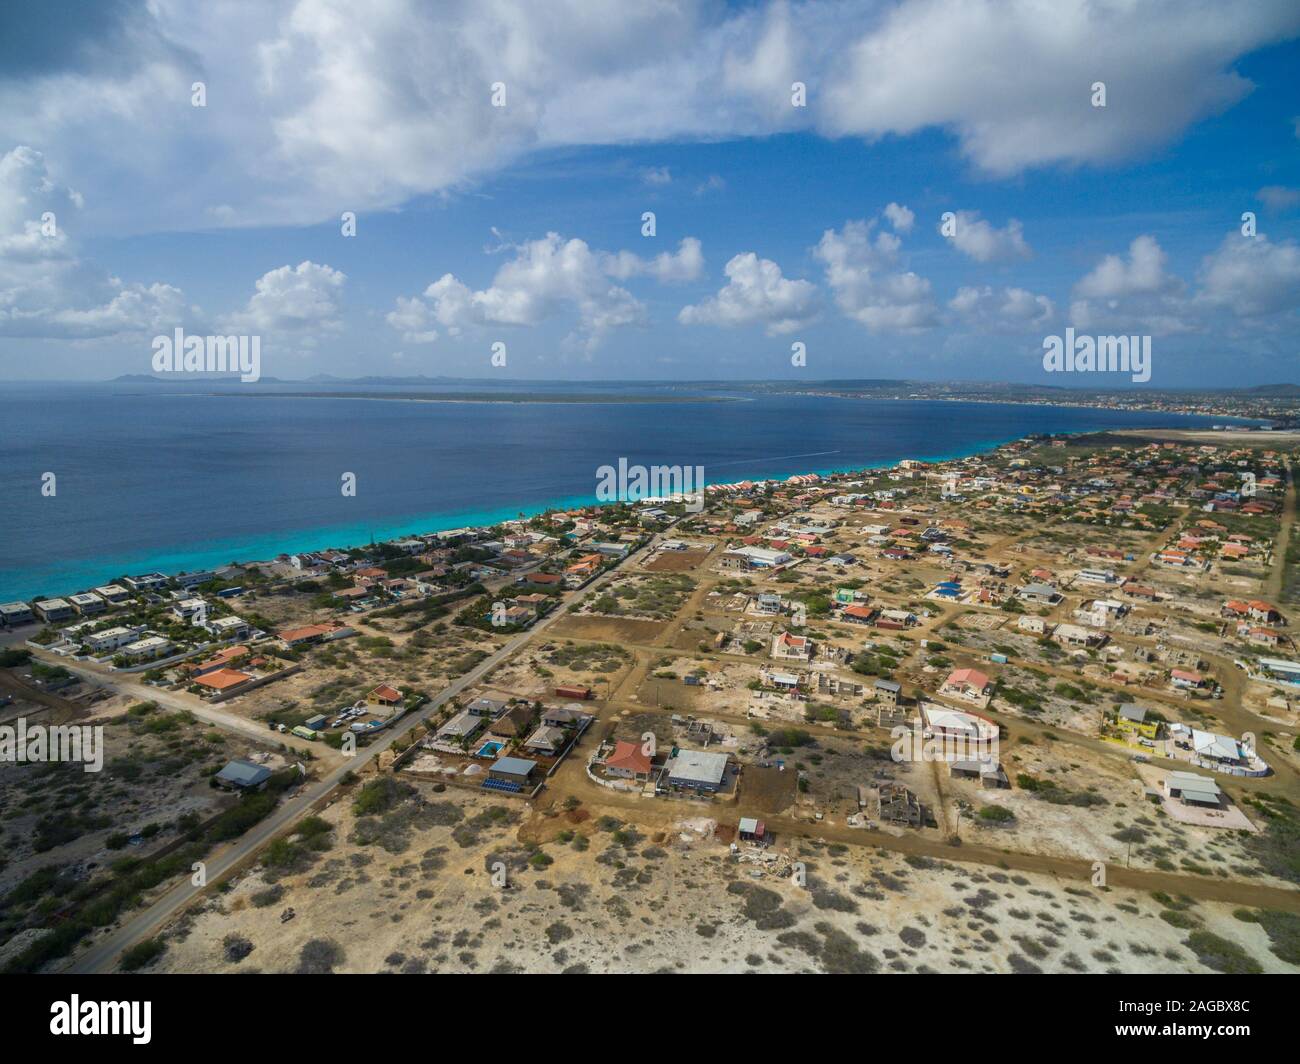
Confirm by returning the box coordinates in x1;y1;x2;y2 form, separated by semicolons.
144;780;1299;975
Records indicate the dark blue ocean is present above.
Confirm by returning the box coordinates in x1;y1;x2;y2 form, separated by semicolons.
0;381;1240;601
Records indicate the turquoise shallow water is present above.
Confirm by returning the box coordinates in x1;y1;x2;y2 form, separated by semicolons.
0;382;1244;601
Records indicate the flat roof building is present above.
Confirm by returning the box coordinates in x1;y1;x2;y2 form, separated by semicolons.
667;749;729;792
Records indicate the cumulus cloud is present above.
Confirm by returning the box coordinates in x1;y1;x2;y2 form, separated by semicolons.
0;145;188;340
4;0;1296;231
1196;232;1300;317
601;238;703;283
225;261;346;336
1069;235;1190;335
390;232;655;349
678;252;818;335
820;0;1299;176
949;285;1054;329
941;211;1031;263
814;213;937;332
882;202;914;233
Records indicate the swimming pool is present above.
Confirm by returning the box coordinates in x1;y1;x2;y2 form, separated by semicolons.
476;740;505;758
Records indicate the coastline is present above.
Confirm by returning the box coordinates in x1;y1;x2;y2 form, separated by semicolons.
0;416;1233;603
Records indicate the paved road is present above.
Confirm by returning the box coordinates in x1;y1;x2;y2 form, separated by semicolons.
66;532;664;973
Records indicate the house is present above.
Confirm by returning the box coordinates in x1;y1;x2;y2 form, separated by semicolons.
542;705;587;728
92;584;132;605
0;602;35;627
841;604;877;625
121;635;173;661
771;631;811;662
737;817;767;844
1170;668;1205;690
466;697;508;717
188;644;252;676
1052;623;1098;649
1017;615;1046;635
487;756;537;787
1017;583;1060;605
124;572;168;591
523;724;568;755
436;710;485;744
193;668;255;696
489;705;533;738
170;597;207;622
1191;728;1248;766
81;625;146;655
666;749;730;793
279;622;354;649
68;593;106;615
1242;626;1282;648
1164;771;1222;808
206;615;252;640
720;546;793;570
1077;568;1118;584
1247;601;1284;624
603;740;652;780
874;679;901;706
367;683;403;708
34;598;75;622
214;758;273;791
920;703;998;746
1115;704;1159;740
755;593;783;615
939;668;992;702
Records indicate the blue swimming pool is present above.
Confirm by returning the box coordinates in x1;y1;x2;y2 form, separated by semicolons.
476;740;505;758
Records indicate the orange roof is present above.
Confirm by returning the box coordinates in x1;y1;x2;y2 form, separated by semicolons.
945;668;990;691
193;668;252;691
370;684;402;702
605;740;651;776
190;645;249;671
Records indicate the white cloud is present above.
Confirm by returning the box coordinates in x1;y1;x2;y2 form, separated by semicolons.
949;285;1054;329
386;296;438;344
882;202;914;233
678;252;818;335
6;0;1295;232
814;214;937;332
225;261;346;337
1075;235;1180;300
820;0;1299;176
1196;232;1300;317
602;237;703;283
0;146;187;340
942;211;1031;262
640;166;672;185
1069;235;1190;335
391;232;649;349
1257;185;1300;211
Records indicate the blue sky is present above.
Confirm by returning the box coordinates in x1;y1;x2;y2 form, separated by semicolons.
1;0;1298;386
